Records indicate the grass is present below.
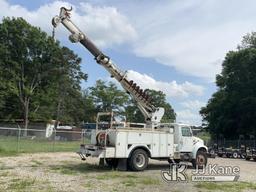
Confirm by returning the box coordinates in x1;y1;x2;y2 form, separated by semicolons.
0;136;89;156
0;171;10;177
50;162;160;189
87;169;159;187
140;177;160;185
50;162;111;175
0;146;18;156
7;178;36;191
96;171;134;180
0;164;14;170
31;160;43;166
4;178;54;192
195;182;256;192
122;179;136;187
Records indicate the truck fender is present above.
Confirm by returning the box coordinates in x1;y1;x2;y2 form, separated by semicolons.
127;144;151;158
192;144;208;159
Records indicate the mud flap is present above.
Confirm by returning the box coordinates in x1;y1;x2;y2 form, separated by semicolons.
117;158;127;171
99;158;105;167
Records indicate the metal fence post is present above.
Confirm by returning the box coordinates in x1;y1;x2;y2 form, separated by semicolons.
53;128;56;152
17;124;21;152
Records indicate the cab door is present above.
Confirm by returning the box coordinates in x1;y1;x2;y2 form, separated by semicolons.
179;126;194;152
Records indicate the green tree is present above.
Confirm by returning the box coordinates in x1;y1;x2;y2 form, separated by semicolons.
0;17;87;134
200;32;256;139
125;89;176;123
89;80;129;116
49;47;87;125
82;90;97;123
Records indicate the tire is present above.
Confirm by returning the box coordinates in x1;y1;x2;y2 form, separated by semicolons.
209;149;215;156
105;158;118;168
192;151;207;169
232;152;238;158
128;149;148;171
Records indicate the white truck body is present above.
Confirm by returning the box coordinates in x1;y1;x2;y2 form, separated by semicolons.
82;127;175;158
78;123;208;170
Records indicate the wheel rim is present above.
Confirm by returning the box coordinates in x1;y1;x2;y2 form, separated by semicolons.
197;154;205;166
233;153;238;158
135;154;145;168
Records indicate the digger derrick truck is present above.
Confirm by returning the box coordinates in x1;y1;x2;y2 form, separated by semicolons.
52;7;208;171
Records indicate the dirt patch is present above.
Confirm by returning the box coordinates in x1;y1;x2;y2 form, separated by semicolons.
0;153;256;192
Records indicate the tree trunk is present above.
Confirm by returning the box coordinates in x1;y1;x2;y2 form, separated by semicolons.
55;97;62;129
23;99;29;137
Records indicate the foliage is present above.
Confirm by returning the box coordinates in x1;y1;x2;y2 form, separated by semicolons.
0;17;87;128
84;81;176;123
200;32;256;139
89;80;129;117
125;89;176;123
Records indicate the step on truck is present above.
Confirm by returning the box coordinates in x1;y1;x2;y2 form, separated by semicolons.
52;7;208;171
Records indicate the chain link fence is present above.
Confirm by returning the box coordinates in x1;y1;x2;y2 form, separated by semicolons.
0;126;91;155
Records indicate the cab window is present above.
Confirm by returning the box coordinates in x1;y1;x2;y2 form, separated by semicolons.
181;127;192;137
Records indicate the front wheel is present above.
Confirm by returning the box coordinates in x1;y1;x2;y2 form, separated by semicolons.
192;151;207;169
128;149;148;171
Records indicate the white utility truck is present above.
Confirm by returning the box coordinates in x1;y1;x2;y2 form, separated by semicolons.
52;7;208;171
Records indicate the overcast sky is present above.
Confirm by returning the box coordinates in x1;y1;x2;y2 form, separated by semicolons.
1;0;255;125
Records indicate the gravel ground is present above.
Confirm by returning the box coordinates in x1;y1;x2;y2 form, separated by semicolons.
0;152;256;192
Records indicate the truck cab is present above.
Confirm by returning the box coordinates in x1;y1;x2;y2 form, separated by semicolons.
157;123;207;167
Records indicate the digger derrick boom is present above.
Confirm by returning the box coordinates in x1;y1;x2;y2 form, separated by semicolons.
52;7;164;126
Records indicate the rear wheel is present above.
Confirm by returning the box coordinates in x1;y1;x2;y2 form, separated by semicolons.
192;151;207;169
128;149;148;171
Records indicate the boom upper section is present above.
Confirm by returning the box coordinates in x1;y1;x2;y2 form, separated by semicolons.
52;7;164;126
